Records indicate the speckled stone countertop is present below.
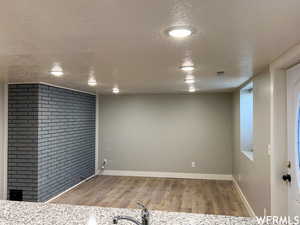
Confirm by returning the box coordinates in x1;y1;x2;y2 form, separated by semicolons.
0;200;259;225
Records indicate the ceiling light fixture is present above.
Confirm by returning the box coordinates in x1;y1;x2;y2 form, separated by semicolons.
88;78;97;86
50;63;64;77
189;86;196;93
180;66;195;72
184;77;195;84
112;87;120;94
51;71;64;76
167;26;193;39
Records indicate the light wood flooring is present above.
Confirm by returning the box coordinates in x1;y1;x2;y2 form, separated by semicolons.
50;175;249;217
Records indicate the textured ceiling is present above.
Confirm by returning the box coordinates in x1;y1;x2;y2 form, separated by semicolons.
0;0;300;94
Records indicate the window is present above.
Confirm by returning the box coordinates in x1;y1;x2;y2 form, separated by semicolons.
240;82;254;160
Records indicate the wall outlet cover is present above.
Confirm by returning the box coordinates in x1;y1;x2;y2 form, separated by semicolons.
102;159;108;169
267;144;271;156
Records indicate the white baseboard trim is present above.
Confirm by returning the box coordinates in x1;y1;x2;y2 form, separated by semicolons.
45;174;97;203
233;177;256;217
101;170;233;180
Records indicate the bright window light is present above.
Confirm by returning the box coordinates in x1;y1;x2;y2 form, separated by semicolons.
240;82;254;160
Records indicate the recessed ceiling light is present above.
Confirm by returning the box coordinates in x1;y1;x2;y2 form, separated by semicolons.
184;77;195;84
180;66;195;72
88;78;97;86
189;86;196;93
167;27;193;38
51;71;64;76
50;63;64;77
112;87;120;94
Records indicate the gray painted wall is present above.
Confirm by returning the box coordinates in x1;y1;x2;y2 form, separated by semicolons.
100;94;233;174
232;72;271;216
8;84;96;202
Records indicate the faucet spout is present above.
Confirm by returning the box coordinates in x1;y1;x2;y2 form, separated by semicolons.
113;216;143;225
112;202;150;225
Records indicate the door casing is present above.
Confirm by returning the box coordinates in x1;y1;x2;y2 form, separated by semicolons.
287;64;300;216
270;43;300;216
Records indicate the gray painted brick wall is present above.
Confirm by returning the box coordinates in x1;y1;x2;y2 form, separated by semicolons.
37;84;96;201
8;84;96;202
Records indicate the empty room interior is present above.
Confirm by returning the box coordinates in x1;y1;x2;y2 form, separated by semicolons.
0;1;300;224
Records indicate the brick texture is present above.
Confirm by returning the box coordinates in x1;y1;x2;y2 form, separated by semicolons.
8;84;96;202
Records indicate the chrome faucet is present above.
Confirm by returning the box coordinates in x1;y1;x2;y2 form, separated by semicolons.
113;202;150;225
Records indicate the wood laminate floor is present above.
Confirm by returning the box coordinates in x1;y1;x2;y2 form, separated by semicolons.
50;175;249;217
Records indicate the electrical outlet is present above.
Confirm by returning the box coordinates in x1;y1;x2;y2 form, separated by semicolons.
191;162;196;168
101;159;108;169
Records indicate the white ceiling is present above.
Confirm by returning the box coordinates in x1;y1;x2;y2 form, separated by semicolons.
0;0;300;94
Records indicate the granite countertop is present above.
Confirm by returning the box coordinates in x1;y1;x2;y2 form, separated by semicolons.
0;200;258;225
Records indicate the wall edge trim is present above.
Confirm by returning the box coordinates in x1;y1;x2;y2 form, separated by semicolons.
45;174;97;203
95;95;99;174
1;84;8;200
232;177;256;217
